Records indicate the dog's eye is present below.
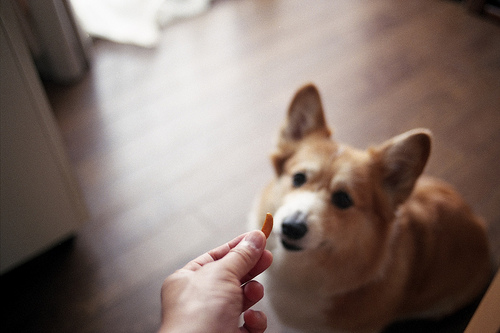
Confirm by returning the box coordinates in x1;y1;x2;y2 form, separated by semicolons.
331;191;353;209
292;173;307;188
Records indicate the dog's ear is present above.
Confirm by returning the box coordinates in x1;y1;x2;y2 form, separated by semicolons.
281;84;331;141
372;129;432;207
272;84;332;175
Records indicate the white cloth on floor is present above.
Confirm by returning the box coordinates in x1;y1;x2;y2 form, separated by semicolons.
70;0;212;47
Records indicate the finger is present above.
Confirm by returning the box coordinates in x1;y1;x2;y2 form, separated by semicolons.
182;252;215;271
240;309;267;333
207;233;248;261
242;280;264;312
182;233;248;271
218;230;266;280
240;249;273;284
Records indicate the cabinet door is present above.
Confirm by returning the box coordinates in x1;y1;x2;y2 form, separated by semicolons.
0;0;88;274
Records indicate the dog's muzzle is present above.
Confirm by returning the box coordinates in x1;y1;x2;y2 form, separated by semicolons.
281;211;308;251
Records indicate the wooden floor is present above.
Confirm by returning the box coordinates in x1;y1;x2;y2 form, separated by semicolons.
2;0;500;332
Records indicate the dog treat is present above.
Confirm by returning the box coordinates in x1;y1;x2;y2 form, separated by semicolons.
261;213;273;239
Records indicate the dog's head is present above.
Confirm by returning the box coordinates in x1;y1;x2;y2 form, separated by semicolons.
267;84;431;284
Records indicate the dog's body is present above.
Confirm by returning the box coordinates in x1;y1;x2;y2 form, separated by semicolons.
251;84;492;332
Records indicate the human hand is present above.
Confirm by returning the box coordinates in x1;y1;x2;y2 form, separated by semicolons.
159;230;273;333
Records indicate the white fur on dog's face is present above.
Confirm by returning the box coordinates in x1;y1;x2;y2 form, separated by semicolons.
272;145;360;253
273;191;326;251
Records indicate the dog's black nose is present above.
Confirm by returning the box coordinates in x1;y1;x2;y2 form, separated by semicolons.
282;211;308;240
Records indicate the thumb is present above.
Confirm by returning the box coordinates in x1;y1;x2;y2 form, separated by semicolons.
219;230;266;281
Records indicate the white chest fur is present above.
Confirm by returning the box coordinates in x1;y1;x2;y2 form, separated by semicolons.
261;245;335;333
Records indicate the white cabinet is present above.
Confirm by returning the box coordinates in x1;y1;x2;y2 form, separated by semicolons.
0;0;88;274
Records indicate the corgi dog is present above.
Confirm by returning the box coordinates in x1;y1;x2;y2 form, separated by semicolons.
252;84;492;332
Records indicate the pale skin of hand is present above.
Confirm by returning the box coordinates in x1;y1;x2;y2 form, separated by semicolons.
159;230;273;333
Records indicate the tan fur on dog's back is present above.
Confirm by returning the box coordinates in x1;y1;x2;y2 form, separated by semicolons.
395;177;490;317
253;84;492;332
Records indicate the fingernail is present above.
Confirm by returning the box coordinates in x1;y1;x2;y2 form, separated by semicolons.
242;231;265;250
